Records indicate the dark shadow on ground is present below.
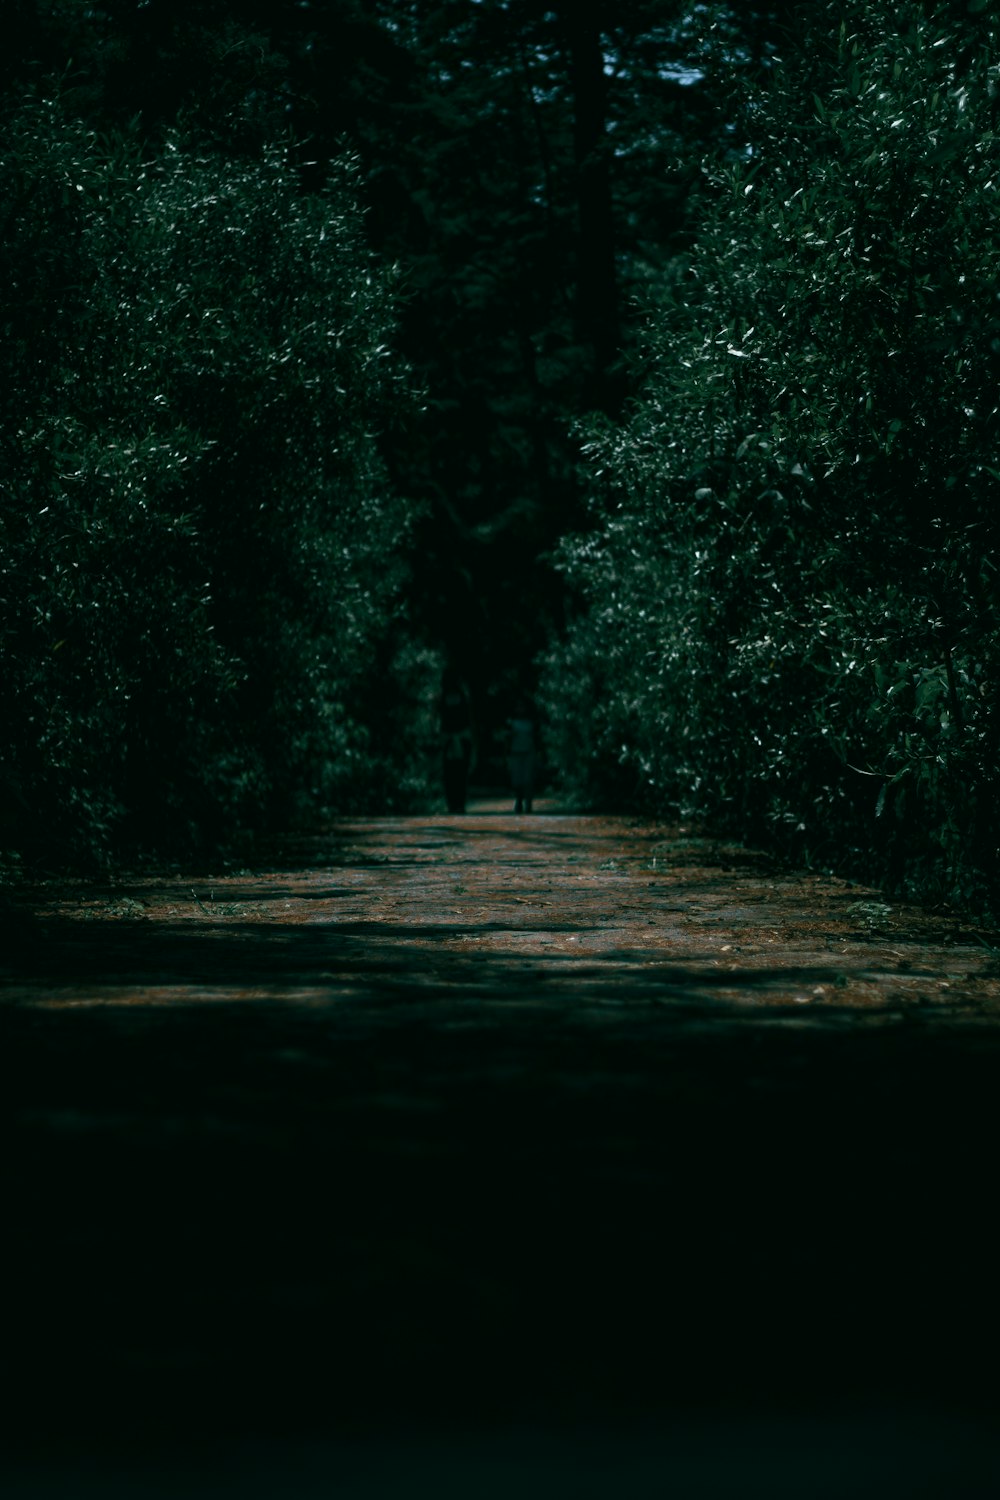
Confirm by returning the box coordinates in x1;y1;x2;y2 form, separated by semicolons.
2;819;999;1479
3;909;848;991
4;921;1000;1454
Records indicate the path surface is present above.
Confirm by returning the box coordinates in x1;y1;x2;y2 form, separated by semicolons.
3;805;1000;1486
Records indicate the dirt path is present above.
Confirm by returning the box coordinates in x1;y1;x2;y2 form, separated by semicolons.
10;799;999;1017
3;804;1000;1469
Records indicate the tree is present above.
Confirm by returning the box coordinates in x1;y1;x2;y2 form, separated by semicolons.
542;0;1000;908
0;2;790;814
283;0;756;740
0;94;426;862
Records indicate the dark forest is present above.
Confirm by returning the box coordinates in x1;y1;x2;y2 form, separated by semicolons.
5;8;1000;1494
2;0;999;909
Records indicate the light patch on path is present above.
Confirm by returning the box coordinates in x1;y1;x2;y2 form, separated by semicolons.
8;800;999;1028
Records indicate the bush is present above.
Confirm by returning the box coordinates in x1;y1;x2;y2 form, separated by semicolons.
542;1;1000;909
0;94;425;864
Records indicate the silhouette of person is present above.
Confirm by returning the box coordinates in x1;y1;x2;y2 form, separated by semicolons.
507;695;538;814
440;668;473;814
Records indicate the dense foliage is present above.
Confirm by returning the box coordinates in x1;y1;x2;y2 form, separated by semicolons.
5;1;994;912
10;0;749;722
542;0;1000;909
1;1;759;860
0;96;433;863
313;0;761;709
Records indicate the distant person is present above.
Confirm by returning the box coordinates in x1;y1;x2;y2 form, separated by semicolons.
440;668;473;814
507;695;538;814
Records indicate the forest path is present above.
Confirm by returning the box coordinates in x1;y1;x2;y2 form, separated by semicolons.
11;797;999;1019
4;805;1000;1471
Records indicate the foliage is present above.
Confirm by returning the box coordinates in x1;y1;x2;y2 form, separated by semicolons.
0;1;777;771
289;0;729;696
542;0;1000;910
3;2;795;770
0;94;426;864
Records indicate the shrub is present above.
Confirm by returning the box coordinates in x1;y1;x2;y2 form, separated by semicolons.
542;1;1000;909
0;95;424;864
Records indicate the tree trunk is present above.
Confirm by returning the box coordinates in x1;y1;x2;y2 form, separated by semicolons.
560;8;621;413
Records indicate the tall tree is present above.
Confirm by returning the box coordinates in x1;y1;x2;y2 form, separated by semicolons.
0;94;424;860
542;0;1000;908
1;1;772;765
281;0;745;732
561;7;621;411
